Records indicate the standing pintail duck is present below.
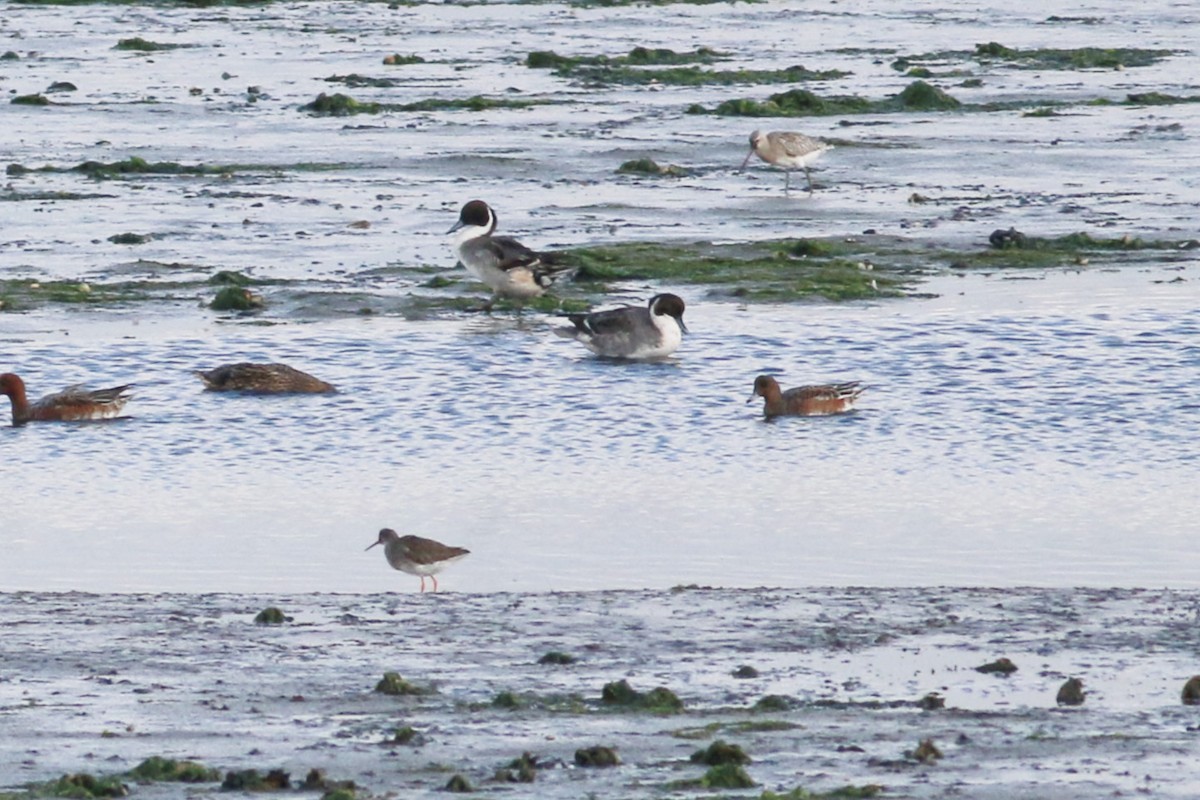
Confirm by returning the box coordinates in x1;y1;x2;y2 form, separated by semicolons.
1;372;133;426
553;293;687;360
447;200;572;310
195;362;336;394
741;130;833;194
748;374;863;419
366;528;470;593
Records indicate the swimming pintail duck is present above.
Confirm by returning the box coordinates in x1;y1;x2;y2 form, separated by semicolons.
1;372;133;426
553;293;687;360
366;528;470;593
741;130;833;194
447;200;572;310
195;362;336;394
748;374;863;418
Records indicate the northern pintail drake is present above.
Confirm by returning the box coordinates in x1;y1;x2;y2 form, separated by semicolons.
741;130;833;194
195;362;336;394
447;200;571;310
1;372;133;426
366;528;470;593
748;374;862;418
553;293;687;360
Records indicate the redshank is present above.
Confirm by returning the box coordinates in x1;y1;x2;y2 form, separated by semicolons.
366;528;470;592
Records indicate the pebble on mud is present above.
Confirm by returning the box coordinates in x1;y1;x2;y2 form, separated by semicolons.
1056;677;1085;706
974;657;1017;675
732;665;759;679
1182;675;1200;705
575;745;620;767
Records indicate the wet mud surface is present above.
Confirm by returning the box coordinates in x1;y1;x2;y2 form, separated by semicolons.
3;588;1200;798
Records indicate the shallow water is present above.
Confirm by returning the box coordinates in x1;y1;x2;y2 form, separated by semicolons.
2;0;1200;594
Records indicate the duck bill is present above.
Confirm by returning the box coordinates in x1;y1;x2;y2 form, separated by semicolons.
745;393;756;404
678;319;689;334
446;219;464;235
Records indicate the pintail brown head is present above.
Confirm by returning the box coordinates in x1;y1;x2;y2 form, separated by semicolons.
649;293;688;333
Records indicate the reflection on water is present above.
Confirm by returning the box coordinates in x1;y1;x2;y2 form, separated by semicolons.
3;269;1197;592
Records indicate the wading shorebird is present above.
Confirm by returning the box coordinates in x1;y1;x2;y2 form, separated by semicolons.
195;362;335;394
748;374;863;419
366;528;470;593
553;293;687;360
447;200;572;311
740;130;833;194
1;372;133;426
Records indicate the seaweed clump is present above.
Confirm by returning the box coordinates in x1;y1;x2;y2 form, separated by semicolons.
382;53;425;66
210;287;264;311
43;774;130;798
691;80;960;117
616;158;689;177
495;752;539;783
975;657;1018;675
114;38;180;52
701;764;756;788
220;770;290;791
302;92;382;116
254;607;289;625
127;757;220;783
444;775;473;792
600;679;684;713
575;745;620;767
374;671;432;696
691;740;751;766
895;80;960;110
761;785;884;799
